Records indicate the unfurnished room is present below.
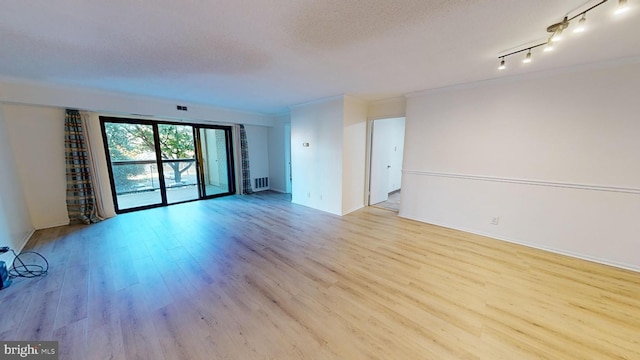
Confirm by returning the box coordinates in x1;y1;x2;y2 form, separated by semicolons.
0;1;639;359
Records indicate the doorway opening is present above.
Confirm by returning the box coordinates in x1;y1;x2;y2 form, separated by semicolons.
368;117;405;212
100;117;235;214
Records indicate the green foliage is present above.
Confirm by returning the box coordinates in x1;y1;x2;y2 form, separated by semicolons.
158;124;195;160
105;122;195;186
104;123;140;161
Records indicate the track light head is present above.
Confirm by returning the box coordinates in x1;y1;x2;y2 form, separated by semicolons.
616;0;630;14
544;39;554;52
573;14;587;33
523;50;532;63
498;58;506;70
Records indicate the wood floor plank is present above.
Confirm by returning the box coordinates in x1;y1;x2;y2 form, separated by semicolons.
151;301;222;360
87;264;119;329
0;280;36;334
16;288;61;341
87;317;125;360
117;285;166;360
109;246;140;291
130;256;173;312
53;263;88;330
52;318;87;360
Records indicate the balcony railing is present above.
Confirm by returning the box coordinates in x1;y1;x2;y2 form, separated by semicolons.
111;159;199;209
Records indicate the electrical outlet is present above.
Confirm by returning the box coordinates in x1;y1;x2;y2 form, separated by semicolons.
491;217;500;225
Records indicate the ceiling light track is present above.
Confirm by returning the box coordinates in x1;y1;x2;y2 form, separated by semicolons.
497;0;631;70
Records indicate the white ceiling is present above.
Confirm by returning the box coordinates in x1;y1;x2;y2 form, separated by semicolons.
1;0;639;114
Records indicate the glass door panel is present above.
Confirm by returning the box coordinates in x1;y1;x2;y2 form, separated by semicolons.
163;159;198;203
199;128;231;196
103;122;163;211
157;124;200;204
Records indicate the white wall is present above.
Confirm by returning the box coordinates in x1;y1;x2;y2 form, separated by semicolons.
244;125;270;191
0;106;33;264
2;104;69;229
291;97;344;215
0;77;274;127
401;61;640;271
267;114;290;193
290;96;367;216
342;97;367;214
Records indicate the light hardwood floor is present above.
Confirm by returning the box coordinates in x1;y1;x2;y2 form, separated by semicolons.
1;191;639;359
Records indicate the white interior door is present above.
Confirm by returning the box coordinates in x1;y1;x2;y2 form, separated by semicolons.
284;124;292;193
369;121;389;205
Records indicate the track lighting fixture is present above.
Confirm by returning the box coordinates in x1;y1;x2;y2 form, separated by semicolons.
497;0;631;70
498;58;506;70
549;17;569;42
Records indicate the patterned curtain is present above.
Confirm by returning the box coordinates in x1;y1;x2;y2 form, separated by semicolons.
65;109;101;224
239;124;253;194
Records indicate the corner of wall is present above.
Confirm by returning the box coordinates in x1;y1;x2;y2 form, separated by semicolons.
0;104;35;254
342;97;368;215
367;96;407;120
290;97;344;215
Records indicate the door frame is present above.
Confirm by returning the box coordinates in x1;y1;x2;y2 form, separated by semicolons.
100;116;236;214
365;119;374;206
195;126;237;199
365;116;406;207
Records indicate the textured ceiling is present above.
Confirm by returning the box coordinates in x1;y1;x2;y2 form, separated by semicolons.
1;0;639;114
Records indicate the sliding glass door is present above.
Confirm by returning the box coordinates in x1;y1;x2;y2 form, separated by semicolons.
198;128;233;197
101;117;235;213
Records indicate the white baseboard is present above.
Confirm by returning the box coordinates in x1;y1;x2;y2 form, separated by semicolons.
18;228;35;253
35;221;70;230
399;214;640;273
342;204;365;216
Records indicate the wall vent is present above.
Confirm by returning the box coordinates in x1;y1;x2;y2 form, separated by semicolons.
255;177;269;189
176;105;188;111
